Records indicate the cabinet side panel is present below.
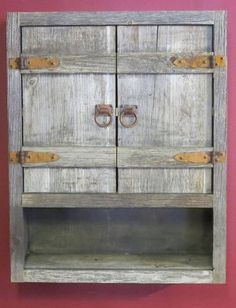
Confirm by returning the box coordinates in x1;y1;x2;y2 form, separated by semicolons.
212;11;227;283
7;13;26;282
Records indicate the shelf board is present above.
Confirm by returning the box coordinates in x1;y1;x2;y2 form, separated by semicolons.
22;193;213;208
25;253;212;270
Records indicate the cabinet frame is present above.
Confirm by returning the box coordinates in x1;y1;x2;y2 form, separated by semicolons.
7;11;227;283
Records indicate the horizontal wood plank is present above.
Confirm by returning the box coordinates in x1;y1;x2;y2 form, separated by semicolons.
22;193;213;208
118;147;214;168
22;147;116;167
16;52;216;74
118;52;214;73
20;54;116;74
23;269;213;283
19;11;217;26
25;253;212;270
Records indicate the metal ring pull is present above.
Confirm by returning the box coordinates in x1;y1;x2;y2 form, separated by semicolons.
119;105;138;128
95;104;113;128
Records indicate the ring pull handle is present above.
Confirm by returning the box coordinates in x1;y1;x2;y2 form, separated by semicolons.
119;105;138;128
95;104;113;128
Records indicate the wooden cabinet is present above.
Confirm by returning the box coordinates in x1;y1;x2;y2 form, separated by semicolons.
7;11;227;283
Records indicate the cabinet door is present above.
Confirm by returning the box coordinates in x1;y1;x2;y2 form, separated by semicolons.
21;26;116;193
117;25;213;193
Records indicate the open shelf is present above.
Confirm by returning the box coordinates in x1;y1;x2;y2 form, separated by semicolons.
24;207;213;274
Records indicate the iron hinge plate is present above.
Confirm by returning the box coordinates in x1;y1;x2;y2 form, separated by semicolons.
9;151;60;164
9;56;60;70
171;55;226;68
174;151;225;164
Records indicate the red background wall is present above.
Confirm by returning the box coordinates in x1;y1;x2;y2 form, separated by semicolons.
0;0;235;307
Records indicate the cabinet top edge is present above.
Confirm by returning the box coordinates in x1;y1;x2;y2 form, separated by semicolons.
6;11;226;27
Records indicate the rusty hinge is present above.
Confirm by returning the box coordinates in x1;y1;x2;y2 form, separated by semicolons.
9;151;60;164
9;56;60;70
171;55;225;69
174;151;225;164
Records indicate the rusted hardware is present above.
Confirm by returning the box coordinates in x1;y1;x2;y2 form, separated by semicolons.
119;105;138;128
212;151;225;163
9;151;60;164
9;56;60;70
171;55;225;69
95;104;113;128
9;57;21;69
174;151;225;164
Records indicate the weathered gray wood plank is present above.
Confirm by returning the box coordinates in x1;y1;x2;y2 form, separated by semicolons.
118;147;213;168
25;253;212;270
117;25;213;194
22;146;116;167
22;193;213;208
157;25;213;52
118;169;212;193
22;25;117;195
212;11;227;283
22;26;116;54
20;54;116;74
23;269;213;283
19;11;216;26
118;52;214;74
7;12;26;282
24;168;116;193
23;74;115;147
117;75;212;147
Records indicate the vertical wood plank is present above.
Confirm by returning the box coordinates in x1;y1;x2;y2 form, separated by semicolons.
22;26;116;193
117;25;213;194
7;13;26;282
212;11;227;283
157;25;212;52
22;26;116;55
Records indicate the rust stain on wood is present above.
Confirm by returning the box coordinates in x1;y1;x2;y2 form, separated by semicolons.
213;151;225;163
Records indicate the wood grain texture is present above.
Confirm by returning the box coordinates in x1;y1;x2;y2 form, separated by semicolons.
22;26;116;54
22;146;116;167
19;11;216;26
22;193;213;208
118;169;212;193
117;74;212;147
7;12;26;282
25;208;212;255
212;11;227;283
20;54;116;74
25;253;212;270
117;25;213;194
24;168;116;193
157;25;212;52
23;74;115;146
118;147;213;168
22;25;116;195
118;52;214;73
23;269;213;283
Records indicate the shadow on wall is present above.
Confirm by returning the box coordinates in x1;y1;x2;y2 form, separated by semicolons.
17;283;171;300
